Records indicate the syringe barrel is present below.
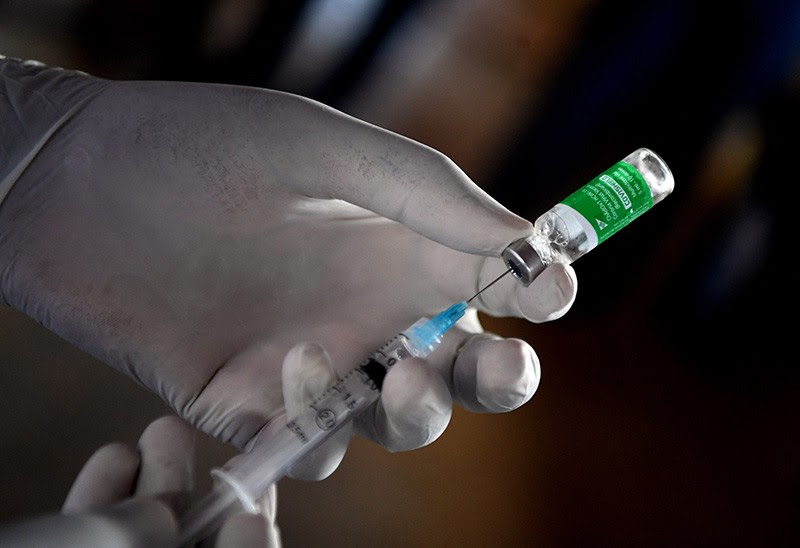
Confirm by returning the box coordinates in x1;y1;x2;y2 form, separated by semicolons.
179;327;434;544
213;367;382;507
180;371;379;545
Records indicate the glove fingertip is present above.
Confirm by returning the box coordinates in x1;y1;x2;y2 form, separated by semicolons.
518;263;578;323
62;442;140;513
453;335;540;413
371;359;452;452
286;424;351;481
282;342;337;419
476;338;540;412
279;342;351;481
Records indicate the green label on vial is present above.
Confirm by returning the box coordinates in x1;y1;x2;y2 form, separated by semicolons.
561;160;654;244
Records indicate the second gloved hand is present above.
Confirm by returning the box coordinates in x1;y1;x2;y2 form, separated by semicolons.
0;59;577;479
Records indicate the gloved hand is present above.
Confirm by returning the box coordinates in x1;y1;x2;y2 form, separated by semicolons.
0;416;280;547
0;57;577;479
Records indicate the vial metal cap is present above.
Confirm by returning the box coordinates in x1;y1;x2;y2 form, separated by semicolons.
502;238;545;286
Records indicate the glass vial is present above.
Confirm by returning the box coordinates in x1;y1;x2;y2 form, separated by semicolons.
503;148;674;285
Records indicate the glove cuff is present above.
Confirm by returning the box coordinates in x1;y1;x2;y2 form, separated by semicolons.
0;56;107;207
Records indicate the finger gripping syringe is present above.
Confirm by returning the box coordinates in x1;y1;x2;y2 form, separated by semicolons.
179;300;472;545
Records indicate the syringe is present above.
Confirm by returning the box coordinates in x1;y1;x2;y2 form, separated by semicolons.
179;271;510;545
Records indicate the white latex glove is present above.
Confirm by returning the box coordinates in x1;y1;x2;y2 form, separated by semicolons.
0;57;577;479
0;416;280;547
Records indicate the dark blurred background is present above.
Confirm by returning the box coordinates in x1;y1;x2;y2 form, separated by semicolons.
2;0;799;545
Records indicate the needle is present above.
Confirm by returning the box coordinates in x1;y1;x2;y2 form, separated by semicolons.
466;267;512;304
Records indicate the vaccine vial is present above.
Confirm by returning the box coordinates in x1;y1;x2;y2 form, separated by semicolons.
503;148;674;285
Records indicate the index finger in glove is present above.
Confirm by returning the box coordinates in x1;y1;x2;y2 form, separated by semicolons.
474;260;578;323
421;245;577;323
